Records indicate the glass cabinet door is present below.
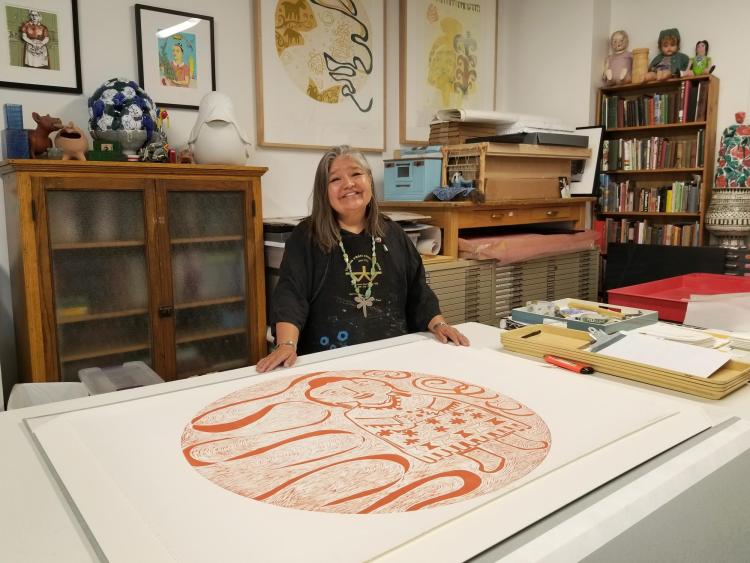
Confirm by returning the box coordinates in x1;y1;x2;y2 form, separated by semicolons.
168;190;249;378
46;189;152;381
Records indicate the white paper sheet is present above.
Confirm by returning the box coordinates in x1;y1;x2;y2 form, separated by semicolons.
684;292;750;332
598;333;730;378
32;342;705;562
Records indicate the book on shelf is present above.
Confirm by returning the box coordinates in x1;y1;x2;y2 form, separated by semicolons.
603;132;704;171
598;173;701;214
603;218;701;247
600;79;708;129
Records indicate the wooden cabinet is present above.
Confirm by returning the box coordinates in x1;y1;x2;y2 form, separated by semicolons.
596;75;719;246
1;160;267;383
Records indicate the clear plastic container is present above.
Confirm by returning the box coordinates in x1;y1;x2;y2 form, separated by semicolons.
78;361;163;395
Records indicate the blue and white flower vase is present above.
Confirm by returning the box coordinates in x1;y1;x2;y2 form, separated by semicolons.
88;78;157;155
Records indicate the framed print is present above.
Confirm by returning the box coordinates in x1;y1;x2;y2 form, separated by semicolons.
0;0;81;93
400;0;498;145
135;4;215;110
254;0;385;152
570;125;604;196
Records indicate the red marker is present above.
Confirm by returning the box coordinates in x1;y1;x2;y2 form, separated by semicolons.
544;355;594;374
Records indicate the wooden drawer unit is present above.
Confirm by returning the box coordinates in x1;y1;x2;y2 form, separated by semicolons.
380;199;595;258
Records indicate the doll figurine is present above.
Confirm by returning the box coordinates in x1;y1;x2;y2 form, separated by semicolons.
644;28;690;81
603;30;632;85
681;40;715;77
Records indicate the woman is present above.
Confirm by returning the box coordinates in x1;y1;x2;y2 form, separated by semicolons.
21;10;50;69
167;43;190;87
257;145;469;372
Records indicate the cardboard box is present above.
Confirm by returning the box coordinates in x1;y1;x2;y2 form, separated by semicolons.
484;156;566;200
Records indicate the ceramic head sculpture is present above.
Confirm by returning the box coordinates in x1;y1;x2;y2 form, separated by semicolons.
54;122;88;160
188;92;252;165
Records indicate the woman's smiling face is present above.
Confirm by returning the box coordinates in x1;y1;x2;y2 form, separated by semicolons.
327;155;373;222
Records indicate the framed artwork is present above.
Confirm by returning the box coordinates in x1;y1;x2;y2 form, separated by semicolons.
135;4;215;110
254;0;385;152
0;0;81;93
400;0;498;145
570;125;604;196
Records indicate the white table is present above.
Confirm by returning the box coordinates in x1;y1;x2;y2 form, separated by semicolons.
1;323;749;562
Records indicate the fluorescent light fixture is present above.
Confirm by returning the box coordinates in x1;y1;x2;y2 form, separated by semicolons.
156;18;201;38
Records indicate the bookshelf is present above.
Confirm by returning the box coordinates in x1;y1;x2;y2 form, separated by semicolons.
596;75;719;249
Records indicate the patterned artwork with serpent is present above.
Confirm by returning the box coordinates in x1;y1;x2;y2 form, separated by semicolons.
182;370;551;514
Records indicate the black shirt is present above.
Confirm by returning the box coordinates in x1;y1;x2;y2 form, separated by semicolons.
271;218;441;355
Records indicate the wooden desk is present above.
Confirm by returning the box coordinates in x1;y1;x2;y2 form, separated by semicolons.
380;198;596;257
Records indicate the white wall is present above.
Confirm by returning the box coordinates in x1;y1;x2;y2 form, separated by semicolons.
498;0;604;127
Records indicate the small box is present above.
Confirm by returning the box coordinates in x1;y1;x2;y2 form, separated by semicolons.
608;273;750;323
511;298;658;333
78;361;164;395
3;104;23;130
1;128;30;159
384;158;442;201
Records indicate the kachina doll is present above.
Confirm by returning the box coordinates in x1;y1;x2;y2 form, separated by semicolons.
644;28;690;81
603;30;632;85
682;40;715;76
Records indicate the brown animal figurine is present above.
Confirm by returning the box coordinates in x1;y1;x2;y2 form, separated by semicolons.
54;122;88;161
28;112;63;158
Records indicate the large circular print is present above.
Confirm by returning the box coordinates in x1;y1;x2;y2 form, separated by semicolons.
182;370;551;513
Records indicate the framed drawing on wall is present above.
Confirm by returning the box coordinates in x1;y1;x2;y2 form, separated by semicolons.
255;0;385;151
0;0;82;93
400;0;498;145
135;4;216;110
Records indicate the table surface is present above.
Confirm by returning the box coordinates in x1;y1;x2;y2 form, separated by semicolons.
1;322;749;562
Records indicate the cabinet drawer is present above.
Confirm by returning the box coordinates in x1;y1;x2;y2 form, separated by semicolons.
461;208;529;227
528;206;577;221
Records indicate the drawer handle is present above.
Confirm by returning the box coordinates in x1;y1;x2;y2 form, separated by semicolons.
546;210;559;217
491;213;504;219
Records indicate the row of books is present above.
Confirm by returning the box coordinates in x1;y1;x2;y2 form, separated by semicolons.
596;219;701;251
600;80;709;129
599;175;701;214
601;131;705;171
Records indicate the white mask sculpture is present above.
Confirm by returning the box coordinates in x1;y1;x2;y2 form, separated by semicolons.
188;92;252;165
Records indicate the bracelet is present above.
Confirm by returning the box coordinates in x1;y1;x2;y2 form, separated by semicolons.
277;340;297;351
430;321;448;331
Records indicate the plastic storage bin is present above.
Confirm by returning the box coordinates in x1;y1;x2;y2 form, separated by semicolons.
384;158;442;201
78;361;163;395
608;273;750;322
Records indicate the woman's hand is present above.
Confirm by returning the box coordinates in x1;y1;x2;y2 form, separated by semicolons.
428;317;470;346
256;343;297;373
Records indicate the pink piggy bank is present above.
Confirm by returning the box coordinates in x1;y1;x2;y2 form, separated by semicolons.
54;122;89;161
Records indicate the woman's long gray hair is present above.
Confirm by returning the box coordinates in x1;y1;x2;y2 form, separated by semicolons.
309;145;385;252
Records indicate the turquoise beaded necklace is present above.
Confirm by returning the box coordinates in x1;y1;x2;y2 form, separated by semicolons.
338;235;379;318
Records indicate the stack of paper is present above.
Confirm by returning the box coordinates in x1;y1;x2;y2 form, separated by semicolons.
684;292;750;331
632;323;719;348
729;332;750;351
